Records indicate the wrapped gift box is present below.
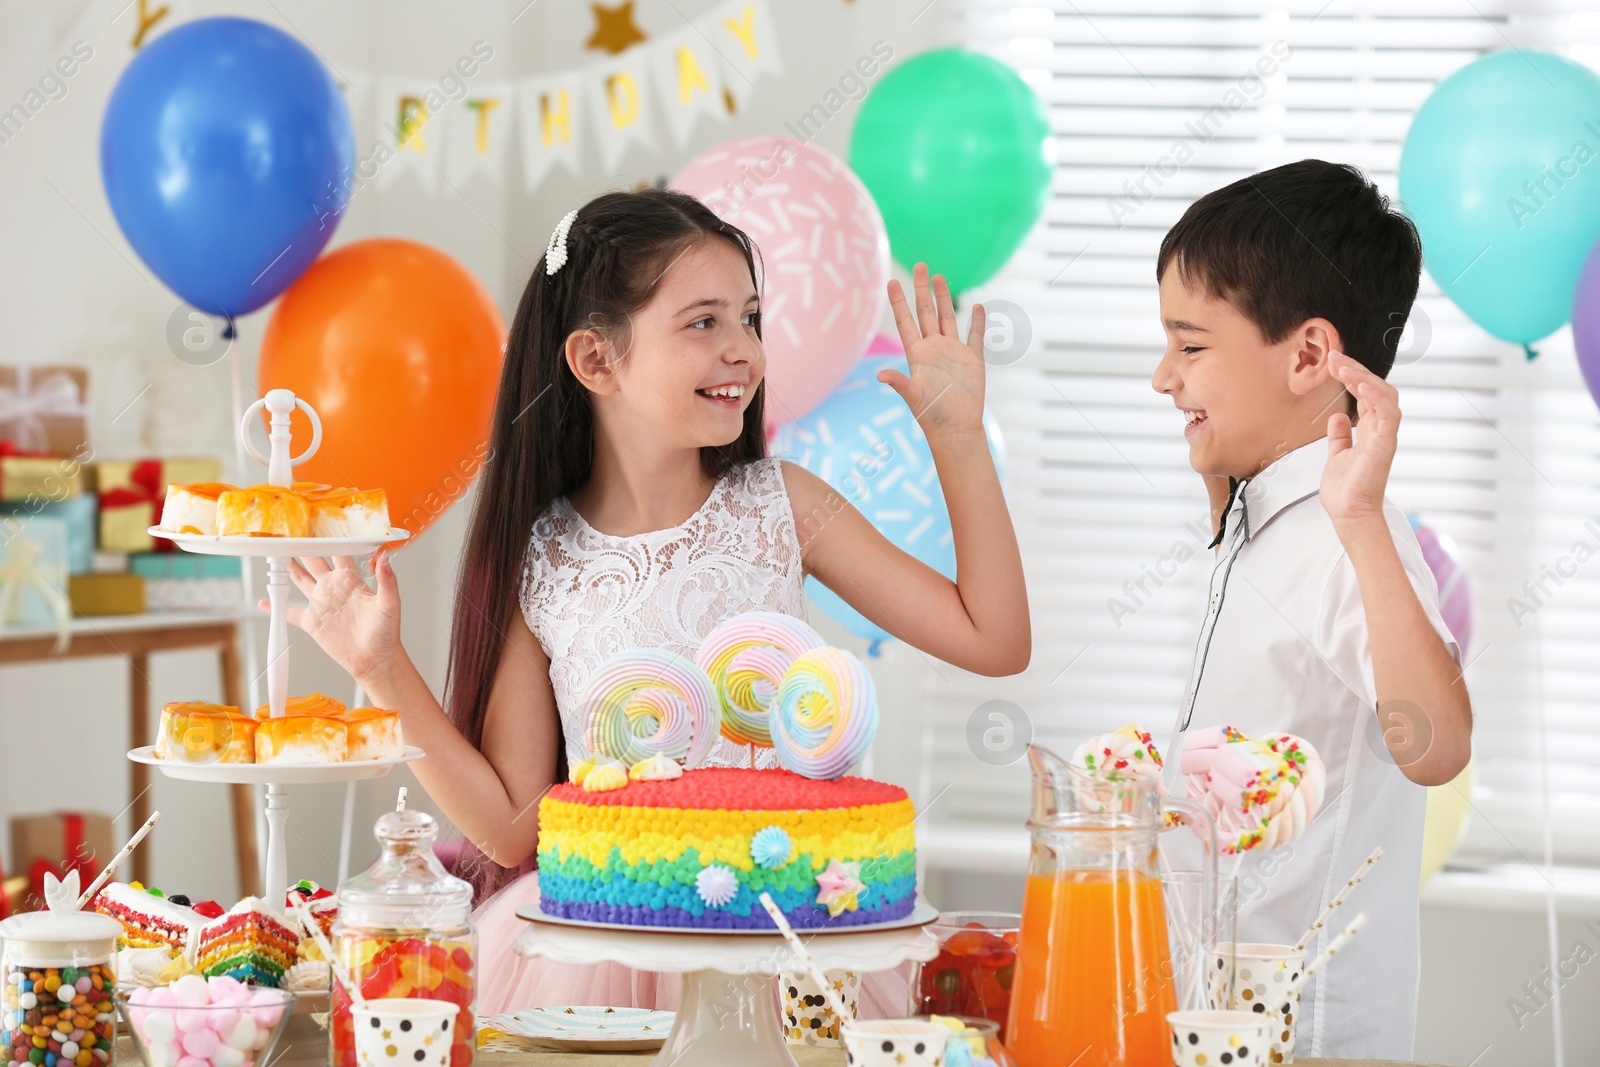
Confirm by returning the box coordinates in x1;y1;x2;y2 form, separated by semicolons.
0;514;70;627
0;442;86;502
144;577;241;613
96;457;222;553
9;812;113;912
1;493;97;574
95;456;223;495
0;365;89;456
130;553;241;579
69;572;145;616
133;544;241;612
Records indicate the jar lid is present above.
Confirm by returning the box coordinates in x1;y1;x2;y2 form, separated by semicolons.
0;872;122;945
338;810;472;928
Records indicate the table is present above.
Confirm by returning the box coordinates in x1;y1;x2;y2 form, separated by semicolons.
128;1014;1449;1067
0;610;259;889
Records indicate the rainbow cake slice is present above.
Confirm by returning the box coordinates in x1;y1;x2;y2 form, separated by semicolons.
91;882;201;959
195;897;299;986
536;767;917;930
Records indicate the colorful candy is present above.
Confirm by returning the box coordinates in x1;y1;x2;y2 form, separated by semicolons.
330;935;473;1067
1180;725;1325;854
580;650;720;768
2;962;115;1067
695;612;826;747
770;647;879;779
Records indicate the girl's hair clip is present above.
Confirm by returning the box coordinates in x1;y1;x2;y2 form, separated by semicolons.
545;208;580;276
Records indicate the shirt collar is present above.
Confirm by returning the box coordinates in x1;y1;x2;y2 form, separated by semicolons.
1237;439;1326;540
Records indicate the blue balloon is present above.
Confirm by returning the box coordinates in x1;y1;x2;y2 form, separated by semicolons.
771;355;1008;655
100;17;354;317
1399;49;1600;353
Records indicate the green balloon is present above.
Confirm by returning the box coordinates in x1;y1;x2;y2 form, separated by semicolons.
849;49;1052;293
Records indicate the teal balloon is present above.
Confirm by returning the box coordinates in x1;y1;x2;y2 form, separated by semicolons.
1399;49;1600;350
849;49;1051;293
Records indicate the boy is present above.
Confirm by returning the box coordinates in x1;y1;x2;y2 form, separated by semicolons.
1152;159;1472;1059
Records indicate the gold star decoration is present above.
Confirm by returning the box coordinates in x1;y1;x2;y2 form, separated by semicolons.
585;2;648;55
381;1030;392;1041
423;1035;434;1048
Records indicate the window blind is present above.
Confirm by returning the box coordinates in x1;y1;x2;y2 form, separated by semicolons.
917;0;1600;870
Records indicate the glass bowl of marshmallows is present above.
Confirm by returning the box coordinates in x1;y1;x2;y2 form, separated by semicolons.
114;976;293;1067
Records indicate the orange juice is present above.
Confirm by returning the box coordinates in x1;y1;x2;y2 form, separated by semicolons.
1006;868;1175;1067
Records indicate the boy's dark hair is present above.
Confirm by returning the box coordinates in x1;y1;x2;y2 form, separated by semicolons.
1156;159;1422;380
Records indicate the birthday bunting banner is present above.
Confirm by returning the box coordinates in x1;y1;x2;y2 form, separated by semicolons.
330;0;779;195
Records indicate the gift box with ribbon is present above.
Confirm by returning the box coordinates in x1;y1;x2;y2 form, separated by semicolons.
8;812;112;913
95;457;223;553
95;456;222;495
1;493;97;573
0;365;89;456
0;440;86;502
0;514;71;644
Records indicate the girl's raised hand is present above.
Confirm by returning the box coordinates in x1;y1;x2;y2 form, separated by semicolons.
879;262;988;439
259;553;403;687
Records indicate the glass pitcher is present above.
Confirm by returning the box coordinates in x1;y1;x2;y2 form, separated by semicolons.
1005;744;1217;1067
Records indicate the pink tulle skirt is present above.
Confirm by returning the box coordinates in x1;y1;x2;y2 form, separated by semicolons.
472;871;912;1018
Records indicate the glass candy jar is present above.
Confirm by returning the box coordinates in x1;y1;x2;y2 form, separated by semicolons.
1;878;122;1067
329;810;476;1067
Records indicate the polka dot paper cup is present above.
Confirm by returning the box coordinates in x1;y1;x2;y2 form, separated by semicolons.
1167;1010;1272;1067
840;1018;948;1066
1207;942;1305;1063
351;998;457;1067
783;968;860;1046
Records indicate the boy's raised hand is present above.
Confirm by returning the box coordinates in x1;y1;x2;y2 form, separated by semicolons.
878;262;988;439
1321;350;1400;531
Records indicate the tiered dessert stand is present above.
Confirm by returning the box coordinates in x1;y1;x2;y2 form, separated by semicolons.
127;388;421;910
514;899;940;1067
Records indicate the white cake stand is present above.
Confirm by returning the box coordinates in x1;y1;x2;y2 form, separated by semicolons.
513;903;939;1067
127;388;418;910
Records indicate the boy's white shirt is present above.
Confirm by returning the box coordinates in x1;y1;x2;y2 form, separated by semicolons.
1158;438;1461;1061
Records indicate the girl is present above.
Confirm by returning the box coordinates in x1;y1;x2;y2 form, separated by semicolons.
279;187;1029;1015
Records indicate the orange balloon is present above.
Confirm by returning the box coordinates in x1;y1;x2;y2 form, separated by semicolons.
258;238;505;542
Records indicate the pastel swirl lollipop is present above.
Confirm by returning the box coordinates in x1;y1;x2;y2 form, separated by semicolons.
1181;725;1324;854
580;649;720;768
696;611;826;747
1257;733;1325;850
770;647;879;779
1069;725;1169;817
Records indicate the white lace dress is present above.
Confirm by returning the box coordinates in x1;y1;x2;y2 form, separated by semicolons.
519;456;806;772
471;456;913;1016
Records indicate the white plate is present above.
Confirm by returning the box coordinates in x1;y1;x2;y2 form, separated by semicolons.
127;746;424;784
148;527;410;557
479;1007;674;1053
519;900;938;937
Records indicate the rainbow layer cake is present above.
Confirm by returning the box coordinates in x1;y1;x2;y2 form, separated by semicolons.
195;897;299;986
91;882;204;959
535;767;917;931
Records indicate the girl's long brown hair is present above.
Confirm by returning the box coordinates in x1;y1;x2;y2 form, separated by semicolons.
445;187;767;902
